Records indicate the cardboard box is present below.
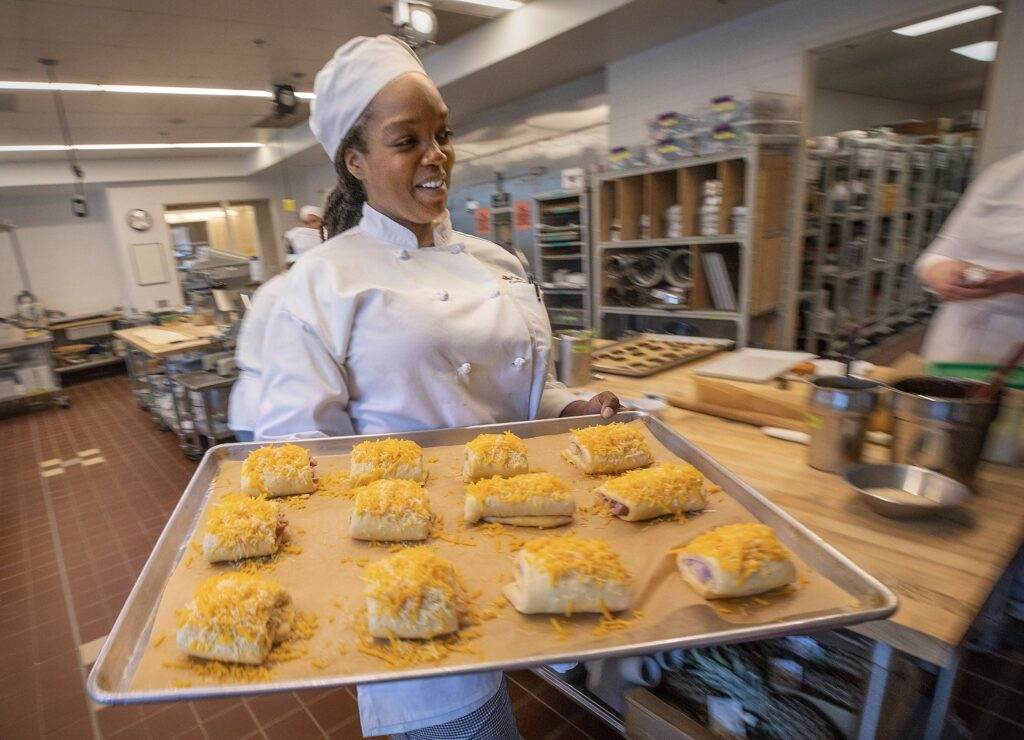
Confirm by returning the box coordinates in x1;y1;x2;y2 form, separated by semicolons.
623;687;718;740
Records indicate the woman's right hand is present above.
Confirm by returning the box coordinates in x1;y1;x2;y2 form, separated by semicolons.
922;260;1022;302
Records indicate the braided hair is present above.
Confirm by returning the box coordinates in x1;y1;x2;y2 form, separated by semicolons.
322;112;370;238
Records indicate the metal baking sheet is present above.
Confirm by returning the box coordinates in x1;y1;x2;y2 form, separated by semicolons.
593;333;734;377
88;413;896;704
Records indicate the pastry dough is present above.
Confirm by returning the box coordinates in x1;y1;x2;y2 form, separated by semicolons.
176;573;292;664
595;463;707;522
463;431;529;481
464;472;575;528
504;535;631;615
202;494;287;563
674;523;797;599
241;443;316;498
350;438;427;483
349;479;432;542
363;547;462;639
566;422;653;475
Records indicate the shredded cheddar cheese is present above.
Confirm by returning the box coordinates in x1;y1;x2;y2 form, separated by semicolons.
600;463;704;508
353;479;431;520
351;439;423;475
521;535;631;587
465;432;528;470
570;422;650;460
464;472;571;505
241;444;311;496
177;573;288;656
204;494;280;554
317;470;358;499
674;523;790;582
363;547;458;620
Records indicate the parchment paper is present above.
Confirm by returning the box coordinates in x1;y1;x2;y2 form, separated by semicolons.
130;426;858;691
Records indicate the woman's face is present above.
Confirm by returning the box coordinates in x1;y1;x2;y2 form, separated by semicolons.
344;74;454;240
302;214;322;230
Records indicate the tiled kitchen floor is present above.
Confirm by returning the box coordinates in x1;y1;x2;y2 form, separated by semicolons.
2;373;1022;739
1;375;622;740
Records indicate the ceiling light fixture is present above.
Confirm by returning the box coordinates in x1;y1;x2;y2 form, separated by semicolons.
393;0;438;48
0;81;317;99
893;4;1001;36
0;143;263;153
449;0;523;9
952;39;998;61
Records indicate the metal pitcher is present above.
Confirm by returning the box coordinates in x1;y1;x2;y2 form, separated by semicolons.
557;330;593;387
807;376;883;473
890;377;1001;485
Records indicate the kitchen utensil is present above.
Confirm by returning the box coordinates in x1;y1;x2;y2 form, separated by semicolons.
968;343;1024;401
556;330;593;387
890;377;1001;485
695;349;817;384
842;463;971;519
807;376;883;473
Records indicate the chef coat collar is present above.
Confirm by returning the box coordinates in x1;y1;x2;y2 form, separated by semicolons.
360;203;455;250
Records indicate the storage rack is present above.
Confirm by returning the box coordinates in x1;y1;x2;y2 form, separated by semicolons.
531;189;590;330
798;140;973;354
0;330;68;410
592;135;802;347
48;312;126;376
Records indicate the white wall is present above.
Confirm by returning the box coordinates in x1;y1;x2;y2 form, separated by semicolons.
979;0;1024;167
104;178;286;312
0;186;124;317
606;0;971;146
809;89;964;135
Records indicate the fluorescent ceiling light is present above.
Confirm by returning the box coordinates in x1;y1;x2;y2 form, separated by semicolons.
952;39;998;61
165;209;238;222
0;143;262;153
0;81;316;99
449;0;523;9
893;5;1001;36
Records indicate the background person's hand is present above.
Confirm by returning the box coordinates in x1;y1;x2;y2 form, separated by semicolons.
560;391;623;419
923;261;1024;302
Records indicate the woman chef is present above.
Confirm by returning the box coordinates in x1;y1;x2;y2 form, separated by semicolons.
915;149;1024;363
255;36;621;739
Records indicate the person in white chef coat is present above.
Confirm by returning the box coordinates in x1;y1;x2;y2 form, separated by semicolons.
283;205;325;257
255;35;621;739
915;149;1024;363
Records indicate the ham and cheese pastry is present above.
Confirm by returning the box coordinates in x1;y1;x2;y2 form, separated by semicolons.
504;535;631;615
674;523;797;600
566;422;653;475
363;548;462;639
241;443;316;498
350;438;427;483
349;479;432;542
595;463;707;522
202;494;287;563
464;472;575;528
176;573;292;665
463;431;529;481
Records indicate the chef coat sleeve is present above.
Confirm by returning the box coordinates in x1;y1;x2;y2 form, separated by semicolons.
255;259;356;440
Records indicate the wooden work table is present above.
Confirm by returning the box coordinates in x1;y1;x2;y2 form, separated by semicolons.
114;321;222;357
581;360;1024;669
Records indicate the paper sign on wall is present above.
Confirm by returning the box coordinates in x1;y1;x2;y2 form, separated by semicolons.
475;207;491;235
514;201;532;230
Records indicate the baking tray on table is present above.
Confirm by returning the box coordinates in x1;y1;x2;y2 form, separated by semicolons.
592;333;733;377
88;413;897;704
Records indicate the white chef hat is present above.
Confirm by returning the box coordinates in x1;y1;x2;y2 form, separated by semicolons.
299;205;322;220
310;35;427;160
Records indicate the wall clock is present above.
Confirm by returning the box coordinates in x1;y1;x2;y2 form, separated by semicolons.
127;208;153;232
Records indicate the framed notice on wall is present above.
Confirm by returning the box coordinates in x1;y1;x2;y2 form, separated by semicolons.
514;201;532;230
475;207;491;235
129;242;170;286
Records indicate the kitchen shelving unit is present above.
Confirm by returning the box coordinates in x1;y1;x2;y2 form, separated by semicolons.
797;140;973;354
592;135;802;347
531;189;590;331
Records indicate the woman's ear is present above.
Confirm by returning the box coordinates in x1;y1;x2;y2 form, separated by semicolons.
344;148;366;182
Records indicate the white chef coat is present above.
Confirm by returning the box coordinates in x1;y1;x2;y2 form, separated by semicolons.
284;225;323;256
256;203;576;736
916;150;1024;363
227;273;286;435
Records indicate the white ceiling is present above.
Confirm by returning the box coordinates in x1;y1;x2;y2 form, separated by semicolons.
815;13;998;105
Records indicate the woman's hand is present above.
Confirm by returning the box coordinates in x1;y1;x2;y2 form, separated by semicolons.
560;391;623;419
923;260;1024;302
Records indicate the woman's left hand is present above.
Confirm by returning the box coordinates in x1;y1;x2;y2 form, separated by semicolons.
939;270;1024;301
560;391;624;419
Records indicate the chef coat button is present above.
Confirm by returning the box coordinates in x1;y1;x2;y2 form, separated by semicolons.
458;362;472;376
489;289;500;299
395;249;410;261
449;244;462;255
513;357;527;368
438;290;449;302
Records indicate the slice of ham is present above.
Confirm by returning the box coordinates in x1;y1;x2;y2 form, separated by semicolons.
275;512;288;539
604;496;630;518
